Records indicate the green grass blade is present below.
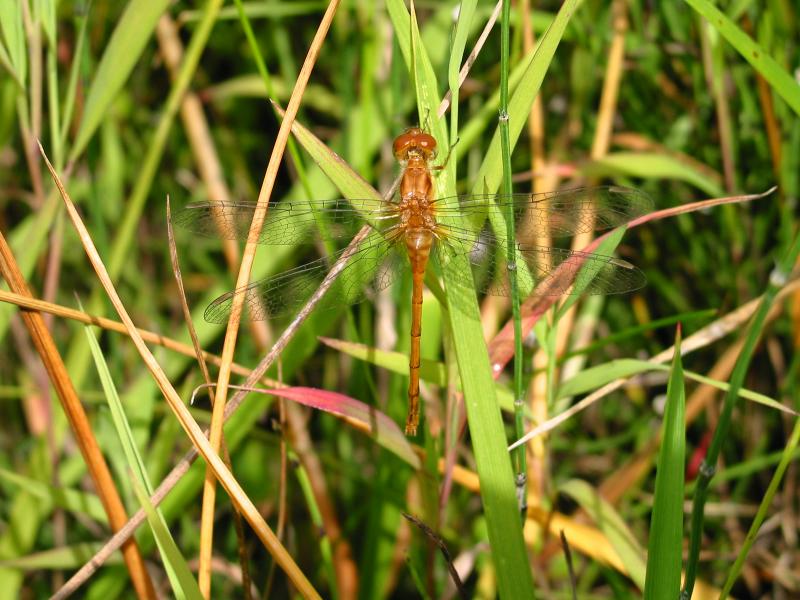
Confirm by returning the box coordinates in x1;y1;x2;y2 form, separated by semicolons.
83;315;193;598
0;1;26;87
644;328;685;599
682;230;800;597
471;0;584;196
70;0;171;160
585;152;725;197
0;468;107;524
387;1;538;596
131;478;203;600
560;479;646;589
684;0;800;116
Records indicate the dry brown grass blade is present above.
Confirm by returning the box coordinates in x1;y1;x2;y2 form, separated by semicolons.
0;288;282;387
51;201;378;598
0;233;156;600
39;143;322;600
198;1;341;592
166;199;253;600
156;13;272;353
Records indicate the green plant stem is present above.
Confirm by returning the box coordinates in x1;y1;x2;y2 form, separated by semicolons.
499;0;526;509
681;228;800;598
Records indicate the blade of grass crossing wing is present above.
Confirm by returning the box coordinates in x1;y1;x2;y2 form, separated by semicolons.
644;328;685;599
131;478;203;600
83;316;193;598
498;0;527;493
471;0;584;196
395;2;537;597
555;226;628;320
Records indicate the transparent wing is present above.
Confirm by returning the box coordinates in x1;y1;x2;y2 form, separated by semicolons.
434;228;646;298
432;186;653;237
174;198;395;246
203;230;404;323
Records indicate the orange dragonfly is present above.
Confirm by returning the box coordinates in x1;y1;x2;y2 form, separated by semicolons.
176;128;652;435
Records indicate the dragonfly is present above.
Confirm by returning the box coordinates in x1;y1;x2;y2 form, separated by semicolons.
176;127;652;436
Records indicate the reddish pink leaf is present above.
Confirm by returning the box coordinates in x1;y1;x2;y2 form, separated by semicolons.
266;386;420;469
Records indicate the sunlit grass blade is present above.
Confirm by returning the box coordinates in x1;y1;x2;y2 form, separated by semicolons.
644;327;685;599
0;0;26;86
70;0;171;160
585;152;726;197
83;310;193;597
131;478;203;599
684;0;800;116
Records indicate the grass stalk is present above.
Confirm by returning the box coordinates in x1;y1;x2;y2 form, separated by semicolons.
499;0;527;513
197;2;341;594
0;232;156;599
681;228;800;597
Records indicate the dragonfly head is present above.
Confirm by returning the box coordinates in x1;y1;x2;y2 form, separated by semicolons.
393;127;437;162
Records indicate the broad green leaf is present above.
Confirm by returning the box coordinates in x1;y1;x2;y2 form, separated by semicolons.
644;328;685;599
584;153;725;198
70;0;171;159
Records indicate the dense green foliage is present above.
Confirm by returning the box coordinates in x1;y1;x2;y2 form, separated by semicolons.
0;1;798;598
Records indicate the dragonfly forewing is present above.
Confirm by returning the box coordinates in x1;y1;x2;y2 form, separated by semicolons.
432;186;653;238
174;198;393;246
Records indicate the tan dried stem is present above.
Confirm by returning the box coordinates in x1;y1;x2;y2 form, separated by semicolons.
166;200;253;600
0;234;156;599
0;289;282;387
39;143;322;600
198;1;341;594
509;276;800;450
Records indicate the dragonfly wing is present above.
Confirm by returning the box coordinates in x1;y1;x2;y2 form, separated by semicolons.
433;186;653;237
203;230;402;323
174;198;394;245
438;237;645;299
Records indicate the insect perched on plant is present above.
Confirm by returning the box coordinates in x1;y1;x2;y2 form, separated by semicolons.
176;127;651;435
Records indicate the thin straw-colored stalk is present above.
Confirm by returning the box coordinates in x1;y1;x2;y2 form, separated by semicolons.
166;200;253;600
0;233;156;600
197;1;341;594
520;0;553;506
498;0;527;511
681;230;800;598
40;143;322;600
0;288;283;386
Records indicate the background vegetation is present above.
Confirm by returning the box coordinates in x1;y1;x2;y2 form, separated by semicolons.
0;0;798;598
